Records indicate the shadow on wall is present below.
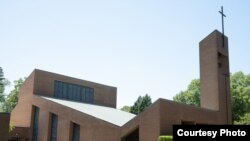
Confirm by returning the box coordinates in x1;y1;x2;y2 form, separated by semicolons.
0;113;10;141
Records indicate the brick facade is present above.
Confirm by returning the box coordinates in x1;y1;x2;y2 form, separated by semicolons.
9;30;231;141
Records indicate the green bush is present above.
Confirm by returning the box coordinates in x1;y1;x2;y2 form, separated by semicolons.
9;122;15;132
158;136;173;141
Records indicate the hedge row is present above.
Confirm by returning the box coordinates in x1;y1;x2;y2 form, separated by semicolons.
158;136;173;141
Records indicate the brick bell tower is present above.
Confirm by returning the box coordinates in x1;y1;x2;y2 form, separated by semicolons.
199;30;232;124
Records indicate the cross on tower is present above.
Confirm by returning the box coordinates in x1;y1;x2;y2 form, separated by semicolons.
219;6;226;47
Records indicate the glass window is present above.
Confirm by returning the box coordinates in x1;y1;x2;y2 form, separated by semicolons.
32;106;39;141
80;87;85;102
72;123;80;141
68;84;73;100
76;87;81;102
54;82;58;97
50;114;58;141
85;89;89;103
63;83;68;99
53;81;94;103
89;89;94;103
57;82;62;97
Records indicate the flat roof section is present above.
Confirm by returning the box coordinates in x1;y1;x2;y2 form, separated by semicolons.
41;96;136;126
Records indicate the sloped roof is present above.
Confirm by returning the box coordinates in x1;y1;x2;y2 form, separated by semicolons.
41;96;136;127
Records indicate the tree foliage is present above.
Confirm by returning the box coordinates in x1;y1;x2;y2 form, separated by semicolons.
120;105;131;112
158;136;173;141
234;113;250;125
173;71;250;123
2;78;25;113
230;72;250;121
173;79;200;107
9;122;15;132
130;94;152;115
0;67;5;103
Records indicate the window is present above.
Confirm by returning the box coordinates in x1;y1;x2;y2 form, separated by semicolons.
32;106;39;141
81;87;86;102
72;123;80;141
54;81;94;103
50;114;58;141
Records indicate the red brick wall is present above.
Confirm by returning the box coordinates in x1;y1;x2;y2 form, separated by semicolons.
121;101;161;141
200;30;232;124
11;69;117;128
122;99;222;141
159;99;219;135
33;95;120;141
10;69;118;140
11;71;35;127
33;69;117;108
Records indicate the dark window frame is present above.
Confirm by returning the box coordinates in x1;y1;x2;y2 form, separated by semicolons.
49;113;58;141
32;106;39;141
71;122;80;141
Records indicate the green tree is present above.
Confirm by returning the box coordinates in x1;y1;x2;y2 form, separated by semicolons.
0;67;5;103
3;78;25;113
120;105;131;112
173;79;200;107
130;94;152;115
173;71;250;123
234;113;250;125
0;67;10;111
230;72;250;121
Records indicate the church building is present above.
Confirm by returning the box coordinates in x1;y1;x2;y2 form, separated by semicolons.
6;30;231;141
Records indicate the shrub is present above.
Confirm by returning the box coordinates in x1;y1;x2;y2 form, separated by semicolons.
158;135;173;141
9;122;15;132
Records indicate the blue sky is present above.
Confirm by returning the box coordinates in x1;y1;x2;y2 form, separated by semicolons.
1;0;250;108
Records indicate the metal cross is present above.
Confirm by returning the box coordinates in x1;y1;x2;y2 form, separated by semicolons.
219;6;226;47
